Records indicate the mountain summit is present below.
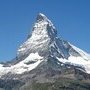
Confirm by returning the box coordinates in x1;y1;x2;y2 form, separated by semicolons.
17;13;57;58
0;13;90;90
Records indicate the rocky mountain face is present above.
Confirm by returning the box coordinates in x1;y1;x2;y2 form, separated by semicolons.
0;13;90;90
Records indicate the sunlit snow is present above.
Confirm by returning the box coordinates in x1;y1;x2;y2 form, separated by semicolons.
0;53;43;77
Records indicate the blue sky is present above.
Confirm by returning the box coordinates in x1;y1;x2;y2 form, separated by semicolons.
0;0;90;61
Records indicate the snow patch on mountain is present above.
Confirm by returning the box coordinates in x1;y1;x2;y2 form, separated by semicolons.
70;43;90;60
57;46;90;74
0;53;43;77
24;52;43;63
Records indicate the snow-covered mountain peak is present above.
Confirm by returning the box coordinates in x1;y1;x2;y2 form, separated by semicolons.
36;13;48;22
0;13;90;79
17;13;90;61
34;13;57;36
27;13;57;40
17;13;57;57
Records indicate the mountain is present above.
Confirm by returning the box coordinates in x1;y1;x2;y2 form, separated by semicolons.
0;13;90;90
